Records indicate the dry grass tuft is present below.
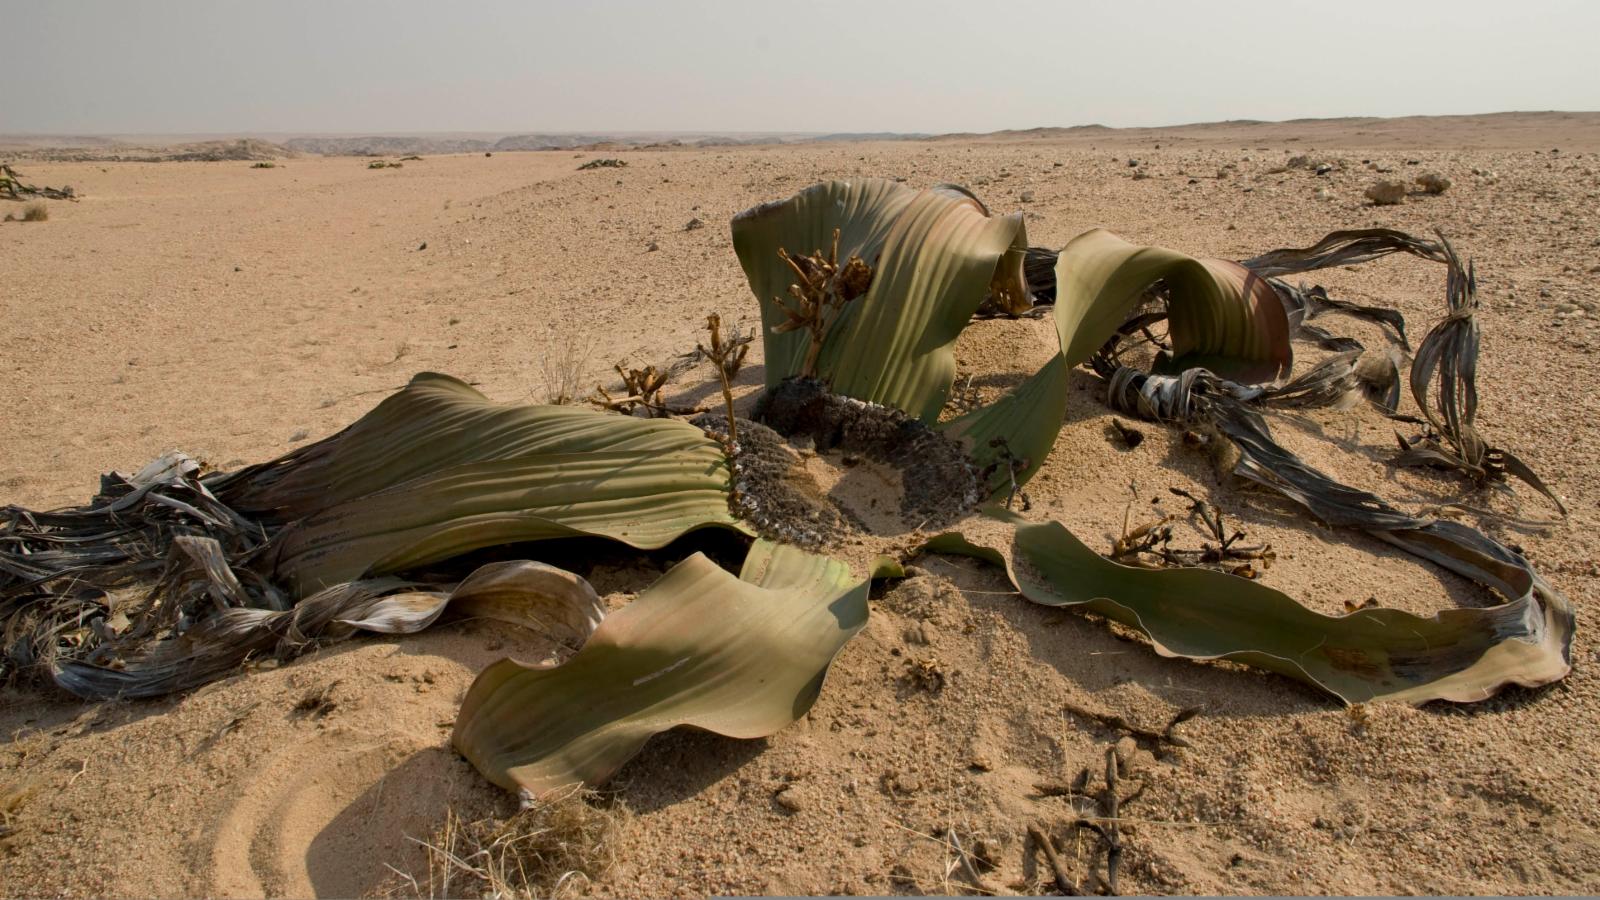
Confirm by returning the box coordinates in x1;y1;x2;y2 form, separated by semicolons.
393;785;627;899
538;338;596;406
21;202;47;222
0;780;37;843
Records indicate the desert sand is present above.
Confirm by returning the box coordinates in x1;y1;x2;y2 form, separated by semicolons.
2;113;1598;896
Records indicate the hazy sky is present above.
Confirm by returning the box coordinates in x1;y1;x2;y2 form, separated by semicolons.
5;0;1597;135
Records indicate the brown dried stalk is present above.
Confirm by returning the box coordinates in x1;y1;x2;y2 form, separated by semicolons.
1110;488;1273;577
698;313;748;445
590;364;677;417
770;227;872;376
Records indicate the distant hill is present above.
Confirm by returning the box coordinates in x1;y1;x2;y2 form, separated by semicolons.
946;111;1600;150
7;112;1598;161
0;138;291;163
812;132;931;142
284;136;493;156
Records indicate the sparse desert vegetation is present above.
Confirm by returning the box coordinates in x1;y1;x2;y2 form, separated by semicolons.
389;786;628;900
2;115;1599;897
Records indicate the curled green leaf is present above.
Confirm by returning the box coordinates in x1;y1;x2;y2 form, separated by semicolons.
926;508;1572;705
453;540;870;796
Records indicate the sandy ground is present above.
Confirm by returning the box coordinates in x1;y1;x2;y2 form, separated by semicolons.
2;114;1599;896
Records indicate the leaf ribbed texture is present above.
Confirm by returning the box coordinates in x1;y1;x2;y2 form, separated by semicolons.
732;179;1026;421
927;509;1572;704
453;540;869;795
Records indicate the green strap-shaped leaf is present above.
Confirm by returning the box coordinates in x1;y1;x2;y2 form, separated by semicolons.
732;179;921;384
267;444;745;593
210;372;748;593
218;372;718;519
452;540;870;796
944;229;1293;495
732;180;1026;421
926;509;1572;705
1054;231;1291;381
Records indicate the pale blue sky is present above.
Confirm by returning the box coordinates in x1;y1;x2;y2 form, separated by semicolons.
4;0;1597;135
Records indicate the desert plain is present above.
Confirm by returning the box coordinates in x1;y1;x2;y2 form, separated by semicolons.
2;111;1600;896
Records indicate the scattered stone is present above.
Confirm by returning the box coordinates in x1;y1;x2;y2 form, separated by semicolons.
1315;163;1335;176
578;158;627;170
1113;736;1140;769
1315;188;1334;201
288;429;309;442
1287;155;1310;169
1127;159;1139;167
645;240;659;252
1132;170;1150;180
773;784;806;813
684;217;704;231
1364;180;1407;205
1019;190;1035;202
1416;172;1452;194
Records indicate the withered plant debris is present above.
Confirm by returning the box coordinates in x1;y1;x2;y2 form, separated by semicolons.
770;228;873;376
1027;822;1080;895
400;785;628;900
0;164;76;201
1033;746;1150;896
1087;230;1563;614
944;827;992;894
752;377;982;530
1;453;283;687
1112;488;1274;577
692;413;844;549
589;363;692;418
577;158;627;170
1061;701;1201;752
1109;419;1144;449
698;313;749;445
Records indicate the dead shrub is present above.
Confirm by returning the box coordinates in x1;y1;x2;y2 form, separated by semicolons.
538;338;596;406
393;785;627;899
